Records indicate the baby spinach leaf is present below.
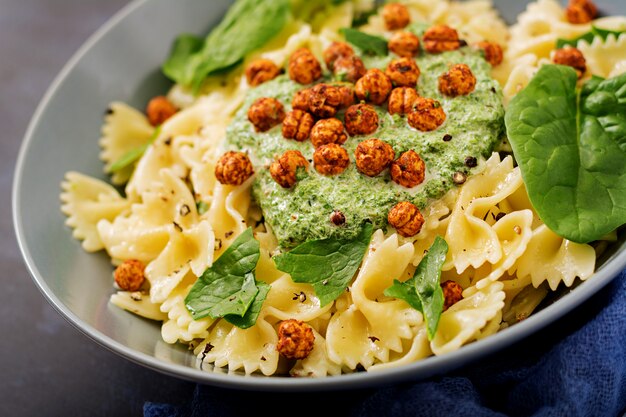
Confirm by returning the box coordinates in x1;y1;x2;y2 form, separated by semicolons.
108;125;161;173
340;28;388;56
224;281;270;329
557;26;626;49
273;223;373;307
185;228;261;320
505;64;626;243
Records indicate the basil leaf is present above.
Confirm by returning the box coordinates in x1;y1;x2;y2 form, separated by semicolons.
340;28;388;56
108;125;161;173
224;280;270;329
185;228;261;320
557;26;626;49
273;223;373;306
383;280;423;311
196;200;209;215
505;64;626;243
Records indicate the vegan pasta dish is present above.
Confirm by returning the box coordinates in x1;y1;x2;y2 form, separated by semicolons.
60;0;626;377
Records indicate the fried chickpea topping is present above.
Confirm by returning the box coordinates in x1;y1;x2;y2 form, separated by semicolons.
245;58;281;87
215;151;254;186
344;103;379;136
330;210;346;226
388;31;421;57
323;41;355;71
407;97;446;131
355;68;393;105
282;109;315;142
382;3;411;30
441;280;463;311
292;88;312;112
309;83;343;118
565;0;597;24
114;259;145;291
388;86;419;115
336;83;356;108
423;24;462;53
333;55;367;84
288;47;323;85
247;97;286;132
270;150;309;188
310;118;348;148
276;319;315;360
387;201;425;237
475;41;504;67
390;149;426;188
355;138;395;177
313;143;350;175
438;63;477;97
386;57;421;87
552;47;587;79
146;96;178;126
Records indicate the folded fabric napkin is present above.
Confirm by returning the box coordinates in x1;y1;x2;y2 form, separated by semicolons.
144;270;626;417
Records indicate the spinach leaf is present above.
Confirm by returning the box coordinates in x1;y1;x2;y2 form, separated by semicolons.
384;236;448;340
505;64;626;243
162;0;290;91
557;26;626;49
224;280;270;329
273;223;373;306
108;125;161;173
340;28;388;56
185;228;261;320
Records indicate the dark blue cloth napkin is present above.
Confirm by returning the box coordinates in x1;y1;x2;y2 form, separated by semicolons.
144;270;626;417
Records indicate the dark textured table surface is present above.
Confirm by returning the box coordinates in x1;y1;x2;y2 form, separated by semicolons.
2;1;195;415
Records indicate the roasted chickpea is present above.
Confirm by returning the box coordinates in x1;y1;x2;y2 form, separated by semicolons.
308;83;343;118
333;55;367;84
387;201;425;237
388;86;419;115
288;47;323;85
565;0;597;24
313;143;350;175
390;149;426;188
354;138;395;177
344;103;379;136
552;47;587;79
441;280;464;311
114;259;145;291
292;88;312;112
355;68;393;105
407;97;446;131
310;118;348;148
270;150;309;188
388;31;421;58
423;24;462;53
245;58;281;87
282;109;315;142
323;41;355;70
439;63;476;97
382;3;411;30
146;96;178;126
247;97;286;132
386;57;421;87
276;319;315;360
215;151;255;186
475;41;504;67
335;83;356;108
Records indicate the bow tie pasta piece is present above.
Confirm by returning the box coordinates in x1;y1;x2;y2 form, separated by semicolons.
109;291;168;322
159;283;215;344
262;275;332;322
288;327;343;377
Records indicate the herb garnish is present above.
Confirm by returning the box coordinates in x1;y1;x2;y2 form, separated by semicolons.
340;28;389;56
557;26;626;49
108;125;161;173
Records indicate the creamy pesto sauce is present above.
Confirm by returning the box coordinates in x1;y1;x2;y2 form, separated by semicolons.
223;47;504;248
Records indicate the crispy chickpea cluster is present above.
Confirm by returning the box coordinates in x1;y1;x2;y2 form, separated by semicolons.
388;31;421;57
382;2;411;30
439;63;476;97
390;149;426;188
288;47;323;85
313;143;350;175
248;97;286;132
423;24;462;53
552;47;587;79
146;96;178;126
441;280;464;311
388;86;419;115
475;41;504;67
245;58;281;87
310;118;347;148
276;319;315;360
282;109;314;142
387;201;425;237
344;103;379;136
270;150;309;188
333;55;367;83
354;138;395;177
114;259;145;291
386;57;421;87
407;97;446;131
215;151;254;186
323;41;355;71
565;0;597;24
309;83;343;118
355;68;393;105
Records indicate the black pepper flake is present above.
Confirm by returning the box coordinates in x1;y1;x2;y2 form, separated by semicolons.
459;39;468;47
225;231;234;238
201;343;214;360
368;336;380;342
495;212;506;221
173;222;183;232
453;171;467;185
105;107;114;115
292;291;307;303
443;134;452;142
179;204;191;217
260;356;266;361
330;210;346;226
215;239;223;251
465;156;478;168
164;137;172;146
491;87;497;94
